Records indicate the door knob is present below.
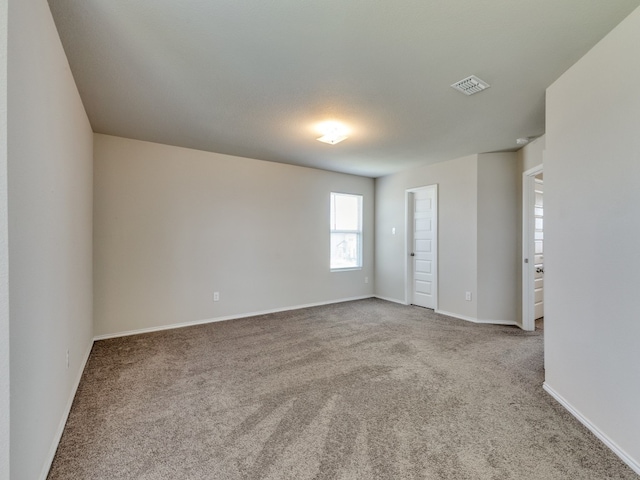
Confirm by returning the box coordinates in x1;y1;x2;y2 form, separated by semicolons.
410;253;415;256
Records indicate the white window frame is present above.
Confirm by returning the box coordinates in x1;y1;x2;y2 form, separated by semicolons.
330;192;363;271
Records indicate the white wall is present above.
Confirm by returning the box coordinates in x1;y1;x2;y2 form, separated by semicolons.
0;0;9;478
516;135;546;327
519;135;545;173
477;153;519;323
94;134;374;337
375;155;478;319
545;5;640;471
7;0;94;478
375;152;520;324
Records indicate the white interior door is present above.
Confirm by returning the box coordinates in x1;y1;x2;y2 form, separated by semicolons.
410;186;437;309
522;164;543;331
534;178;544;319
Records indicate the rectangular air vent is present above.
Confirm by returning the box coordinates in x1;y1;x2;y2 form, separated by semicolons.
451;75;490;95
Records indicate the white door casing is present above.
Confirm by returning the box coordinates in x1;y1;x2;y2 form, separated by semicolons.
406;185;438;309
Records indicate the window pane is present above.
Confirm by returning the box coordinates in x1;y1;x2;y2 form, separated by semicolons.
333;194;360;230
330;192;363;270
331;233;361;269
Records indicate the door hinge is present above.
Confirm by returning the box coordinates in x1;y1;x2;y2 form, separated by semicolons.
524;258;529;263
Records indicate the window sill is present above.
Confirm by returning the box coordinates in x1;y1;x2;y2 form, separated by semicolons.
330;267;363;272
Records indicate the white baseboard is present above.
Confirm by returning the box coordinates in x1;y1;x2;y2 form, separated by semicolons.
436;309;478;323
435;309;518;326
543;382;640;475
374;295;407;305
94;295;375;341
477;319;519;326
370;303;519;327
39;339;94;480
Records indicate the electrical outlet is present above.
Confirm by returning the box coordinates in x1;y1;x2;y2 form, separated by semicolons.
66;350;70;369
213;292;220;302
365;276;369;284
465;292;472;301
392;227;396;235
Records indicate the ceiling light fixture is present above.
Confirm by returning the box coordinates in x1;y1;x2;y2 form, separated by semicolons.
316;121;349;145
516;137;531;145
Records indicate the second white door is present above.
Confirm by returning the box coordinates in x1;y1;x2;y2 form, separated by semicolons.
411;186;437;309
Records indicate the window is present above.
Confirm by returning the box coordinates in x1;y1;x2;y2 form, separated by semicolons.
330;192;363;270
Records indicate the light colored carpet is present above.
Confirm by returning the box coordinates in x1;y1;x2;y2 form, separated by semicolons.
48;299;637;479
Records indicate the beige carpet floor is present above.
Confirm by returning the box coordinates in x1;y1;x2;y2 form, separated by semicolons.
48;299;637;479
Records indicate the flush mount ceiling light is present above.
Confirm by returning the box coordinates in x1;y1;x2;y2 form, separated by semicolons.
451;75;491;96
316;121;349;145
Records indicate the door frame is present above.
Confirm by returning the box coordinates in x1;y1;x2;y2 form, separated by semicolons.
405;184;438;309
522;165;543;331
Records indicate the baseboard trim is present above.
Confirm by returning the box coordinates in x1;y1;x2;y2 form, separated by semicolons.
39;339;94;480
543;382;640;475
435;309;518;326
94;295;375;341
436;309;477;323
374;295;407;305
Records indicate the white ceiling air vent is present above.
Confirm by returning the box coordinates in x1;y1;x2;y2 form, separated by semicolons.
451;75;490;95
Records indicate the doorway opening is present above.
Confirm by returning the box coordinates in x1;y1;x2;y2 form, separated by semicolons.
405;185;438;310
522;166;544;331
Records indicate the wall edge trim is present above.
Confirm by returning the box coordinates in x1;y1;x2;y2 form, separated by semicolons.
374;295;407;305
436;309;518;326
39;339;94;480
543;382;640;475
94;295;375;341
